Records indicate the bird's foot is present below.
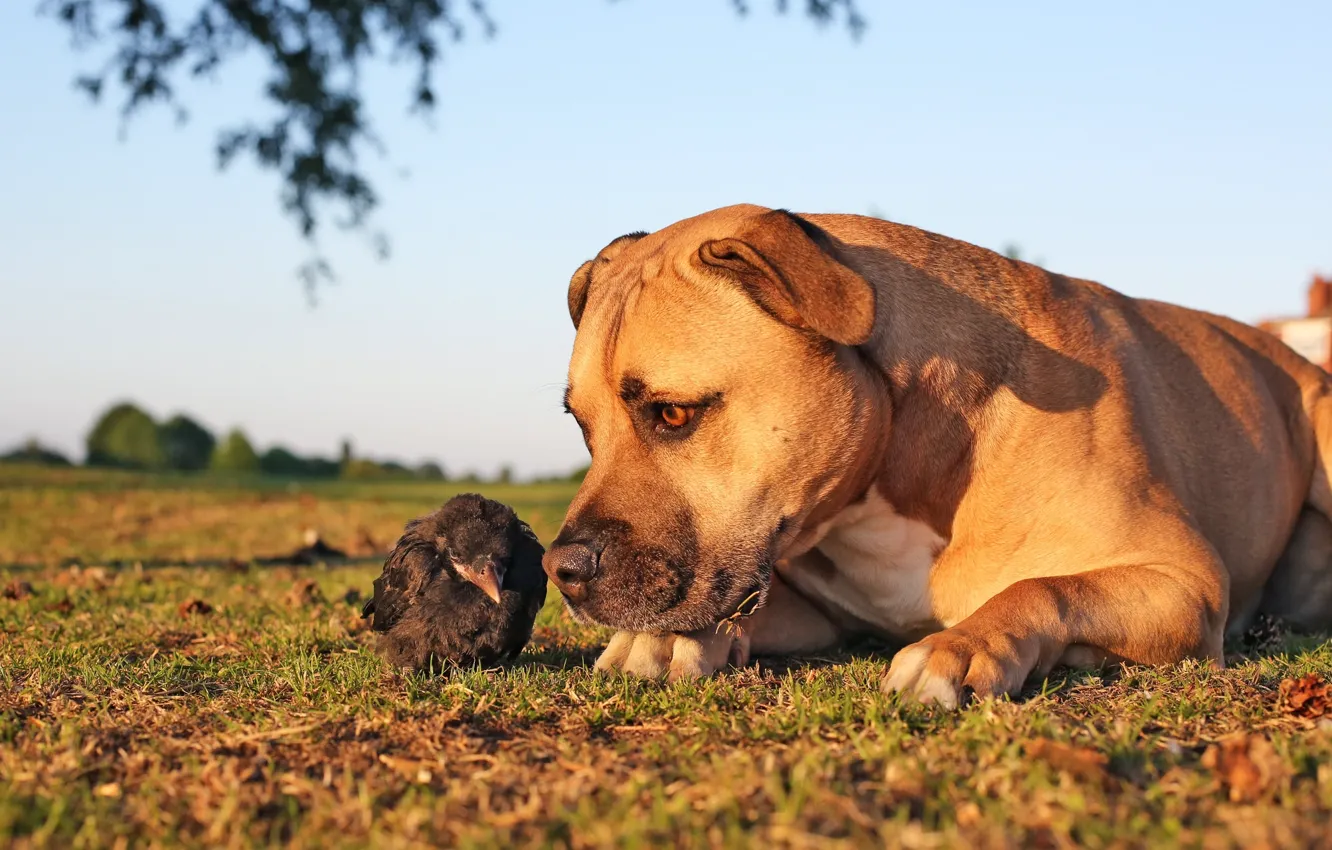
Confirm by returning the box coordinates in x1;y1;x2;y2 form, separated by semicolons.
594;627;750;682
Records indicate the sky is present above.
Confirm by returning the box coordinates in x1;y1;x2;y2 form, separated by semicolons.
1;1;1329;478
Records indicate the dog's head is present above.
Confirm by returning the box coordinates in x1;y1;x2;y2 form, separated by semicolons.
544;204;887;632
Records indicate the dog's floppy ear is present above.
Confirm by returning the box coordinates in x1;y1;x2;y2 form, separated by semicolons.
567;231;650;329
567;260;596;329
695;210;875;345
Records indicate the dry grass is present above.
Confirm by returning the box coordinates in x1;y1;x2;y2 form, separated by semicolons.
2;465;1331;849
0;465;573;567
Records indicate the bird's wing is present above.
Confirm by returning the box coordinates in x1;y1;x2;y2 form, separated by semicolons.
367;540;429;632
515;520;545;553
510;520;548;593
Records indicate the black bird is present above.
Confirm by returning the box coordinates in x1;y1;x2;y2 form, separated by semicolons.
361;494;547;671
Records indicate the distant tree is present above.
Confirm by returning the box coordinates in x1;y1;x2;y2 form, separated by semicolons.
260;445;308;476
210;428;260;472
342;458;389;479
340;458;422;480
86;402;164;468
303;456;342;478
260;445;342;477
340;439;354;467
41;0;864;287
158;414;216;471
415;461;446;481
496;465;514;485
568;464;590;483
1;438;73;467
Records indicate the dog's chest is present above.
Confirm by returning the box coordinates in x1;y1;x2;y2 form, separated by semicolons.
783;491;946;640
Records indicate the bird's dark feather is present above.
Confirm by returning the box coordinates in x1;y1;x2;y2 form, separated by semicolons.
362;494;547;671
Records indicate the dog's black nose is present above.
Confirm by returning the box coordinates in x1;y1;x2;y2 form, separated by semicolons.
543;542;598;602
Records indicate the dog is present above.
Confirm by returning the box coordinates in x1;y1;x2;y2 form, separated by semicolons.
542;204;1332;707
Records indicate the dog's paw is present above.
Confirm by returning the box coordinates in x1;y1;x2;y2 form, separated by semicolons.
594;628;750;682
881;629;1029;709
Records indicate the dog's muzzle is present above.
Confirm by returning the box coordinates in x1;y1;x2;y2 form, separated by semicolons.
543;541;599;603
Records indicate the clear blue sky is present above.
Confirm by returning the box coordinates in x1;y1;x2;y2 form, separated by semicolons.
2;1;1329;477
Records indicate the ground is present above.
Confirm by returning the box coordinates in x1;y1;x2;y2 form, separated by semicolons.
2;465;1331;849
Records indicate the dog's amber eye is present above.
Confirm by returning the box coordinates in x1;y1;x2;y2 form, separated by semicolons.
658;404;694;429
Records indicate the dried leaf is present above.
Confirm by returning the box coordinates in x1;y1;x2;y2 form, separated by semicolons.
955;801;983;828
156;630;198;650
178;598;214;617
1278;673;1329;720
882;760;928;800
1240;612;1288;653
55;565;111;589
378;754;435;784
1024;739;1111;785
46;598;75;615
285;579;326;609
93;781;122;798
1201;733;1287;803
2;580;34;600
335;611;371;636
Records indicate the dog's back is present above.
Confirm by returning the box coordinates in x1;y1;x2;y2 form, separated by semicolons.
814;210;1332;633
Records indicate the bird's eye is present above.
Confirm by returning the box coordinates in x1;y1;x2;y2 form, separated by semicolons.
655;404;695;431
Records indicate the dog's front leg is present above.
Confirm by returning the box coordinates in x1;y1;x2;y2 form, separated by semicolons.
882;562;1227;708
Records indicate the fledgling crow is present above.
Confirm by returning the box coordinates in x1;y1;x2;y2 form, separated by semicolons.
361;494;547;671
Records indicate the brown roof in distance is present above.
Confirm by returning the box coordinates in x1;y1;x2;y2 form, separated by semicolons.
1308;274;1332;318
1253;274;1332;373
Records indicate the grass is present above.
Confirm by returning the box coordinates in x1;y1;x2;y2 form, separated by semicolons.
2;465;1331;848
0;465;576;568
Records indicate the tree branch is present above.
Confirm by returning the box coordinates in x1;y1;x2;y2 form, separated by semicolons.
41;0;864;290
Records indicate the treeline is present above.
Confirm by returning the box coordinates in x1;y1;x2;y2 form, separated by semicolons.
2;401;585;483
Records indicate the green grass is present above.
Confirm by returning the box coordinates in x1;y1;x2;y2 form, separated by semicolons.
2;465;1331;848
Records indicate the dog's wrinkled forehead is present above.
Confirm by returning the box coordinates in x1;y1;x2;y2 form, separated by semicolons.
562;203;880;439
565;232;649;332
564;206;775;390
564;241;664;410
564;276;721;430
566;203;777;331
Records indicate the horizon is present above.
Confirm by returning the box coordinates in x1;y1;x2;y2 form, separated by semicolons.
3;1;1329;476
2;398;571;479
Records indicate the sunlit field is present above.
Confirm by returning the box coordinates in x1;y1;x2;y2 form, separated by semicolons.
3;465;1330;848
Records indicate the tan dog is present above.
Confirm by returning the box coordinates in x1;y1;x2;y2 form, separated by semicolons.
542;204;1332;706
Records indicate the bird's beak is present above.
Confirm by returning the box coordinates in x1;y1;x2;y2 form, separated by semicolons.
460;559;505;605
